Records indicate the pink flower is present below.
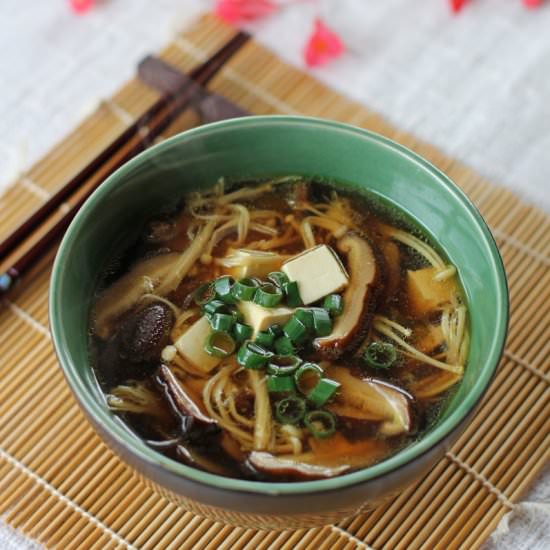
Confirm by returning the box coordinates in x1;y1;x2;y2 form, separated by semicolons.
69;0;95;14
214;0;277;24
449;0;468;13
523;0;542;8
304;19;345;68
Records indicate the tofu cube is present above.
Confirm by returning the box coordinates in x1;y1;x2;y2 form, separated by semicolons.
174;316;221;372
407;267;457;317
224;249;284;279
282;245;349;305
238;301;294;337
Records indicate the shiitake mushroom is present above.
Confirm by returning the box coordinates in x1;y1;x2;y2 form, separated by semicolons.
119;303;175;364
96;302;175;388
314;233;379;356
155;364;217;428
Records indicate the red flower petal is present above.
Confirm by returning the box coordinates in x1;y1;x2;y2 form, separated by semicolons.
449;0;468;13
523;0;542;8
304;19;345;68
69;0;95;14
215;0;277;24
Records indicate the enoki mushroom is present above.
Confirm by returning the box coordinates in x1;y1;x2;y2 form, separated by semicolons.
373;315;464;375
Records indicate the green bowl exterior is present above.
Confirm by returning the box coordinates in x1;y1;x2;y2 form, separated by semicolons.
50;116;508;518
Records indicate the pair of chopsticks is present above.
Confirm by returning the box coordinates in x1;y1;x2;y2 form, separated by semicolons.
0;31;250;297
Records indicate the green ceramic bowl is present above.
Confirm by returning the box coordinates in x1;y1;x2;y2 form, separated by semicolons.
50;116;508;529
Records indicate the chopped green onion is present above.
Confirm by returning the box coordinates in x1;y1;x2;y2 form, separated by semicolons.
267;354;302;376
204;331;236;358
294;308;314;332
311;308;332;337
267;375;296;394
267;271;289;287
323;294;344;317
282;316;308;343
193;282;215;306
363;342;397;369
267;324;283;337
275;396;306;425
307;378;341;407
231;278;260;301
233;322;253;343
236;341;272;369
209;313;234;332
202;299;229;317
253;283;283;308
283;281;303;307
274;336;297;356
231;309;244;323
304;410;337;439
214;276;237;304
255;331;275;348
294;362;323;394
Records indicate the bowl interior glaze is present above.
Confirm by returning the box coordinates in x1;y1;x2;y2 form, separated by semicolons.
50;116;508;496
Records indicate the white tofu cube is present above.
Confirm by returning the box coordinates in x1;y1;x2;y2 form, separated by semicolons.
174;316;221;372
282;245;349;305
238;301;294;336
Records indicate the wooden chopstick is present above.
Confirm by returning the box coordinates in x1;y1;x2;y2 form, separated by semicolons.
0;31;249;263
0;31;250;297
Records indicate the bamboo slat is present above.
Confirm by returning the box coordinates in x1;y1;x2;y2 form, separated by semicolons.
0;14;548;549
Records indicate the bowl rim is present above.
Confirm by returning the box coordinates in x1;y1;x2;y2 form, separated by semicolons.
50;115;509;496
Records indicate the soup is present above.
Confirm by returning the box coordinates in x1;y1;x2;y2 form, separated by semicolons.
90;177;468;481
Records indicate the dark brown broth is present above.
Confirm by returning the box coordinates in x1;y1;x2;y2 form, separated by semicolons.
90;179;465;481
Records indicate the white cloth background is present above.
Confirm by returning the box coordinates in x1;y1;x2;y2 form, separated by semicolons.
0;0;548;548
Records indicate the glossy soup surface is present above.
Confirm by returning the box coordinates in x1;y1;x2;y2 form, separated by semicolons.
90;178;468;481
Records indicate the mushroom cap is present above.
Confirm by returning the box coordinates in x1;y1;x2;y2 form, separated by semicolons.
326;366;413;436
156;364;217;427
314;233;378;355
248;451;349;480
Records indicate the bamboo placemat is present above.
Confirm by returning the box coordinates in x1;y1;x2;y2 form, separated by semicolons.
1;14;549;549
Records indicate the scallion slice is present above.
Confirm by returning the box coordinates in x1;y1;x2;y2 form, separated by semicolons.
214;275;237;304
231;309;244;323
255;330;275;348
363;341;397;369
282;316;308;343
193;282;215;306
294;362;323;394
231;278;260;301
209;312;234;332
275;396;306;425
307;378;341;407
204;331;236;358
267;375;296;394
267;324;283;338
253;283;283;308
202;299;228;316
283;281;303;307
294;308;314;332
304;410;337;439
323;294;344;316
274;336;297;356
267;271;289;287
267;354;302;376
233;322;253;343
311;307;332;337
236;341;273;369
